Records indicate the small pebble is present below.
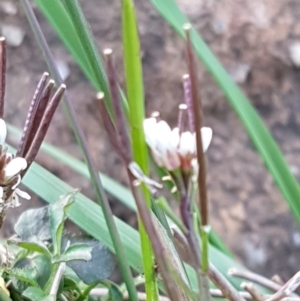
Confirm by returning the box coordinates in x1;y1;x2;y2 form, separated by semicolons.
0;1;18;16
243;240;267;267
55;59;70;81
228;63;251;84
1;25;25;47
289;42;300;68
212;20;226;35
292;232;300;247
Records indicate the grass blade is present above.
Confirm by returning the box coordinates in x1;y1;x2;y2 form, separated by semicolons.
60;0;113;116
150;0;300;223
122;0;159;299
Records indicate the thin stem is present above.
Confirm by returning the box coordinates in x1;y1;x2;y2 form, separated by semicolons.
182;74;194;132
209;263;247;301
49;262;66;296
241;283;265;301
184;23;209;273
177;104;187;135
265;271;300;301
184;24;208;227
20;2;138;301
155;197;187;233
130;179;186;301
210;289;261;300
97;93;124;157
91;288;263;300
180;192;209;300
0;37;6;119
103;49;131;163
228;269;282;292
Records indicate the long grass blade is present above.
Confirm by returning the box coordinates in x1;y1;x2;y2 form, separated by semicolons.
122;0;159;299
60;0;113;117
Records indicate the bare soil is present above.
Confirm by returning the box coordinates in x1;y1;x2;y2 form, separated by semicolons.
1;0;300;280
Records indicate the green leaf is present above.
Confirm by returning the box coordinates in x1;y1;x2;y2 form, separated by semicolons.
32;0;93;87
22;287;45;301
22;287;55;301
149;0;300;223
59;0;113;116
53;243;92;263
48;190;77;254
32;255;52;289
11;265;39;288
9;241;51;259
14;206;51;242
67;240;115;284
63;266;82;292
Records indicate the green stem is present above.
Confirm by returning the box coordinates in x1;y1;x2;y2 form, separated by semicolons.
201;227;209;273
44;263;59;295
156;197;186;234
122;0;158;300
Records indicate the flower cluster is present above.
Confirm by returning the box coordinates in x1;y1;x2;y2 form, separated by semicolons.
143;116;212;173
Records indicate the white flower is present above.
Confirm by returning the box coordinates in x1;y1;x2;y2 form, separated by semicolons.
0;119;7;145
144;118;181;171
143;117;212;172
3;157;27;185
0;119;30;211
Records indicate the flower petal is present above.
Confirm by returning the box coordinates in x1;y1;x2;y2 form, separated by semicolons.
15;188;31;200
178;131;195;157
201;127;213;152
0;119;7;145
0;187;3;200
143;118;158;149
170;127;180;149
4;157;27;181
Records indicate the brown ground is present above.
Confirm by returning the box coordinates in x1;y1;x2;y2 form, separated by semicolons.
1;0;300;280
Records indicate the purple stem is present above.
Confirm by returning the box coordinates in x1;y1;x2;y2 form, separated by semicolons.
177;104;187;135
104;49;132;163
182;74;194;132
184;26;208;227
98;92;130;162
0;38;6;119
